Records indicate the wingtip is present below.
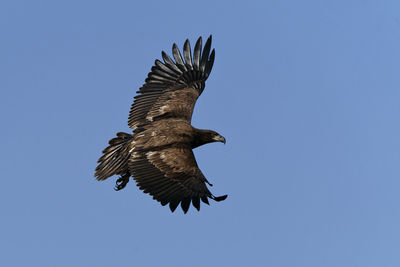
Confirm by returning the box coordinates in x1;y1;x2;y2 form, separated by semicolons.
169;200;179;212
192;197;201;211
183;39;193;69
193;37;203;70
181;198;191;213
210;48;215;58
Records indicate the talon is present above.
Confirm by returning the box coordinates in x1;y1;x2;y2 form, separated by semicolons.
114;174;130;191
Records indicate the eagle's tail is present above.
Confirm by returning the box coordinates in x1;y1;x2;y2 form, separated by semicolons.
95;132;133;182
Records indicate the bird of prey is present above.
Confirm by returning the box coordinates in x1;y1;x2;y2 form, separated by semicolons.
95;35;227;213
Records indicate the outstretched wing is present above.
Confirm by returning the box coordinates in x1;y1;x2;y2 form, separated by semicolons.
128;35;215;129
129;145;226;213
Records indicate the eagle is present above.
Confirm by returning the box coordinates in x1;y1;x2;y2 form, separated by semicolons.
95;35;227;213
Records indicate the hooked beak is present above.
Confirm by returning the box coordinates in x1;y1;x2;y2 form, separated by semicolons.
218;135;226;144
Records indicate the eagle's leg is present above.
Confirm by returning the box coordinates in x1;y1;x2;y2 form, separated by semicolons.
114;173;130;191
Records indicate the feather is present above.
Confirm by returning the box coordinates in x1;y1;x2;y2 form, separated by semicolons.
200;35;212;72
192;197;200;211
181;198;191;213
162;51;182;74
183;39;193;70
151;67;179;80
95;132;132;181
172;44;187;72
201;196;210;205
169;200;180;212
193;37;202;70
205;49;215;76
154;59;181;76
212;195;228;202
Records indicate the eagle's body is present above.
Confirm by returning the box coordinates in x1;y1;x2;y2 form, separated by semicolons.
95;36;227;213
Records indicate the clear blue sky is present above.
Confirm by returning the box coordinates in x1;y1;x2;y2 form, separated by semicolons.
1;0;400;266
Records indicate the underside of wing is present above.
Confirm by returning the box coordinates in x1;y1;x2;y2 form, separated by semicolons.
128;36;215;129
128;145;226;213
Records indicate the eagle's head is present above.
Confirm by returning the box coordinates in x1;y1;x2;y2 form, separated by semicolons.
211;131;226;144
192;129;226;148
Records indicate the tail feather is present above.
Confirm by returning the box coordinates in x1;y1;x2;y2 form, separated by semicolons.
95;132;133;181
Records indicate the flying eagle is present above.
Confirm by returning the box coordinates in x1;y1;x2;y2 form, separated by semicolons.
95;36;227;213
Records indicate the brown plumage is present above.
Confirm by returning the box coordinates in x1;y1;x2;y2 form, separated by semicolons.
95;36;227;213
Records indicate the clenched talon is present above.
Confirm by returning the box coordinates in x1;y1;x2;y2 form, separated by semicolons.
114;174;130;191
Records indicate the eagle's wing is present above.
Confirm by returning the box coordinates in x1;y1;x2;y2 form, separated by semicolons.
129;145;227;213
128;36;215;129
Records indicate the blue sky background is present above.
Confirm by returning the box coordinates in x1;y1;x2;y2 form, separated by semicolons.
1;0;400;266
